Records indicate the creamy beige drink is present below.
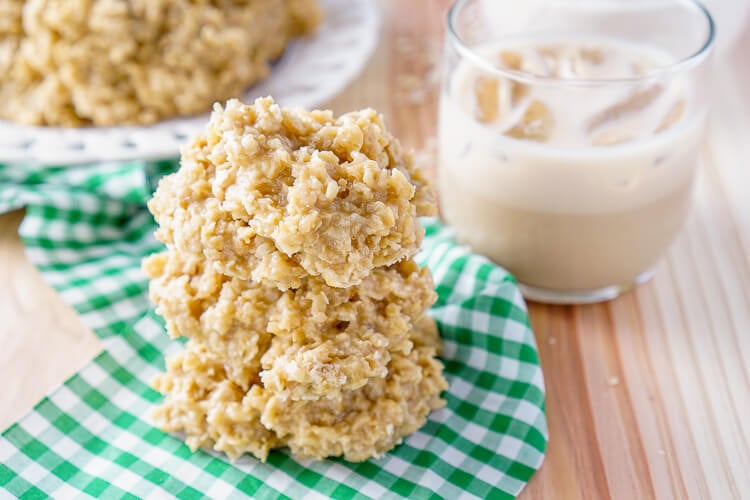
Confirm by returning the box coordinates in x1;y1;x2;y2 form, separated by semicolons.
439;38;705;295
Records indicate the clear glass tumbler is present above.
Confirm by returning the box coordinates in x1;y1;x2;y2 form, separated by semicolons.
438;0;715;304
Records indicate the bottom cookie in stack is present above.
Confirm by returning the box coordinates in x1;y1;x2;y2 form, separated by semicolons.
151;315;447;462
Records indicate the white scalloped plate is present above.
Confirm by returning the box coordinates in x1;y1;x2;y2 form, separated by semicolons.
0;0;380;165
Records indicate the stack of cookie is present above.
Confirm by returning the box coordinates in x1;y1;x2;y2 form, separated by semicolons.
144;97;447;462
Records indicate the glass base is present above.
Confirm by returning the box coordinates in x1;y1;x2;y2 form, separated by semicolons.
518;268;655;305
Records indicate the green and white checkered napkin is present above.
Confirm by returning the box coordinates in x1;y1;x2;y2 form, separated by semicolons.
0;161;547;499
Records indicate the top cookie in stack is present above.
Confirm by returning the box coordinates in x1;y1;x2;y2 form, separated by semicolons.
149;97;436;289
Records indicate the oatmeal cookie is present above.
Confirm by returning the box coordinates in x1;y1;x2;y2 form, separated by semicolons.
0;0;320;126
143;251;437;392
152;329;447;462
149;97;437;289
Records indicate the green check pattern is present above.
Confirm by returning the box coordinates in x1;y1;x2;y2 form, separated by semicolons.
0;162;547;499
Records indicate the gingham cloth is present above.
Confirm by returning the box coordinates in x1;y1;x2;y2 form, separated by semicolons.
0;162;547;499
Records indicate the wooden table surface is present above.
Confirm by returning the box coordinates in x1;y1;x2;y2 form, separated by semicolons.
2;2;748;498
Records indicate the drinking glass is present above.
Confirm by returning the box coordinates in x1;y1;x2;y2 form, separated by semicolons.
438;0;715;303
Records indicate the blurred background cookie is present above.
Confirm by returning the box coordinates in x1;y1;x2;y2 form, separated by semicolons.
0;0;321;126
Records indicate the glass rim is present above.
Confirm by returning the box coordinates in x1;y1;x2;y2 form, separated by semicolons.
446;0;716;86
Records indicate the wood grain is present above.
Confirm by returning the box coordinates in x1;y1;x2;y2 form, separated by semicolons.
0;211;102;430
0;1;748;498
